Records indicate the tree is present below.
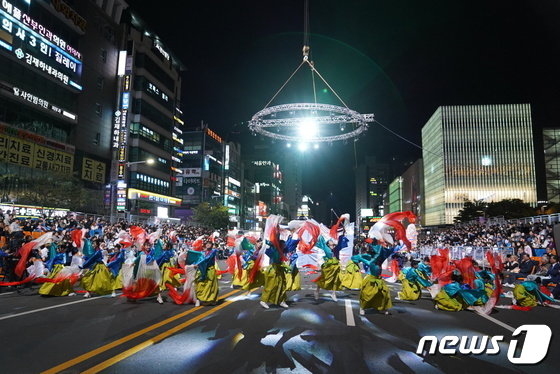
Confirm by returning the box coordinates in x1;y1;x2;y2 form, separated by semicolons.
455;198;537;223
0;173;94;211
192;202;230;229
454;200;486;223
485;199;535;219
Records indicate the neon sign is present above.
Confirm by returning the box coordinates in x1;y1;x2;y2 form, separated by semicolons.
0;1;82;89
12;86;76;121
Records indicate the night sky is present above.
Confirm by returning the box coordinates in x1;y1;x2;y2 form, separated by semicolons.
128;0;560;218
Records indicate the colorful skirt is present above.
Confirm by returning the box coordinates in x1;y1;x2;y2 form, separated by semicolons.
232;268;246;288
434;289;463;311
285;264;301;291
196;266;219;304
398;279;422;301
513;284;537;307
341;262;362;290
242;261;265;290
80;263;114;295
261;263;287;305
160;262;182;291
315;258;342;291
38;264;74;297
360;275;392;311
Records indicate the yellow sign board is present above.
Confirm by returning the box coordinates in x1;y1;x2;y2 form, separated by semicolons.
81;157;106;183
0;132;73;174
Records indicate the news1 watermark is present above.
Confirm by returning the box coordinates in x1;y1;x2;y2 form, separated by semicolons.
417;325;552;364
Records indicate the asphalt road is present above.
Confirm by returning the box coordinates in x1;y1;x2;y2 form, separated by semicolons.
0;268;558;374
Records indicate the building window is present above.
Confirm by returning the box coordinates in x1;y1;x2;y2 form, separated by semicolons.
100;48;107;63
95;103;102;116
97;76;104;89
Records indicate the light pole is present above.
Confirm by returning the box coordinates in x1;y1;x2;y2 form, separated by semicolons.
110;159;155;223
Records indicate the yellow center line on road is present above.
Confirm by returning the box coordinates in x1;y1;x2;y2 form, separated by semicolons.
41;288;242;374
81;295;244;374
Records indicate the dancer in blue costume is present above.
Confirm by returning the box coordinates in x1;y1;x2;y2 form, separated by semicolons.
396;259;432;301
314;236;343;301
352;242;397;315
194;248;219;306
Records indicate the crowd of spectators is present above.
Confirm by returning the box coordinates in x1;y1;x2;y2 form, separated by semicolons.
419;221;557;256
0;209;227;283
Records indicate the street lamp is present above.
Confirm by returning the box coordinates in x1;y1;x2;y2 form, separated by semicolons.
126;158;154;167
110;159;155;223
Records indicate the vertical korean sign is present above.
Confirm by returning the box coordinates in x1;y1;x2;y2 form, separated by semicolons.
114;53;132;212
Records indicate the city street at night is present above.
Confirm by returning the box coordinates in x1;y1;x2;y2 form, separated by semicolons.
1;269;558;374
2;1;560;373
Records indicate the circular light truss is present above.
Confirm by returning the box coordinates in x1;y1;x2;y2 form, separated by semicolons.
248;103;374;143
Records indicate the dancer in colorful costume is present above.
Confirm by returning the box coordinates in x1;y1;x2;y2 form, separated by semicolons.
313;236;342;301
396;259;432;301
258;215;287;309
433;271;486;311
80;243;115;298
195;245;219;305
352;242;396;315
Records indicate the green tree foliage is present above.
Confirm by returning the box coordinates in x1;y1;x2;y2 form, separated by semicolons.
454;200;487;223
192;202;230;229
0;174;93;211
455;198;536;223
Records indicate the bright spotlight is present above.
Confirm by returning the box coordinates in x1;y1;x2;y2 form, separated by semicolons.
286;143;292;148
313;144;319;149
298;118;317;140
298;143;308;151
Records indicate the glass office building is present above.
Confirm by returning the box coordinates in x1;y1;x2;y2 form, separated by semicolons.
422;104;537;225
543;128;560;204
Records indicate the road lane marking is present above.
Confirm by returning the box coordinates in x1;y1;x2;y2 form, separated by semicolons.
41;288;242;374
0;291;15;296
0;293;120;321
81;290;251;374
475;312;515;332
345;299;355;326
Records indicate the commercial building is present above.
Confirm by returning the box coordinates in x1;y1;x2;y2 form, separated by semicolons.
176;125;225;220
401;159;424;222
355;156;390;228
0;0;83;205
384;159;425;222
422;104;537;225
223;142;242;226
387;177;403;214
543;128;560;204
240;178;258;231
114;9;185;221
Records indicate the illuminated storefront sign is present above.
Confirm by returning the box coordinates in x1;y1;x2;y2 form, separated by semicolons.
153;41;169;60
206;128;222;143
173;115;184;125
0;1;82;89
252;160;272;166
116;183;127;212
127;188;181;206
0;203;69;218
228;177;240;187
11;86;76;120
146;81;168;102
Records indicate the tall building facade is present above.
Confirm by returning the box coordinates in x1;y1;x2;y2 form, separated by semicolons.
355;156;390;225
422;104;537;225
543;128;560;204
0;0;83;206
115;9;185;221
176;126;225;221
401;158;424;223
224;142;242;226
387;177;403;214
